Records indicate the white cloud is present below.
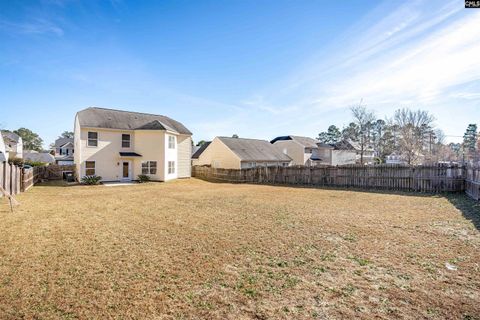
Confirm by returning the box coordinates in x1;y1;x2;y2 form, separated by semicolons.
239;0;480;142
0;18;64;36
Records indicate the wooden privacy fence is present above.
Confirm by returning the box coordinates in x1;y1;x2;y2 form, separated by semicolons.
465;167;480;200
193;164;466;193
21;166;48;192
0;162;22;196
41;164;76;180
1;163;77;198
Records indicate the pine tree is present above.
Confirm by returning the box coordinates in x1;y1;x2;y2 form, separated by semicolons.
317;125;341;144
463;124;477;153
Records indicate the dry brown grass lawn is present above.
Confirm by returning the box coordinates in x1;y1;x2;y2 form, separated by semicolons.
0;179;479;319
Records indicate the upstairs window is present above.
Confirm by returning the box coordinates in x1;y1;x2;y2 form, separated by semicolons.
87;132;98;147
141;161;157;174
122;134;131;148
168;135;175;149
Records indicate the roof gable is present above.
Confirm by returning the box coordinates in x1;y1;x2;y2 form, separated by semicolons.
1;131;21;143
55;138;74;148
192;142;211;159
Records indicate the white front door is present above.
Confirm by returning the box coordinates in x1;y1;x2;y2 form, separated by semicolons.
121;161;131;181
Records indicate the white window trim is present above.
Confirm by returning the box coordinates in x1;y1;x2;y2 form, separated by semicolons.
141;161;157;175
85;160;96;176
168;135;175;149
87;132;98;147
121;134;131;148
168;161;175;174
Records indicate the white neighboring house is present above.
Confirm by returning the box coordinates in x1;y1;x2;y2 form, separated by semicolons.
0;133;8;162
54;137;74;165
332;140;375;164
385;153;407;164
24;150;55;164
316;143;357;166
271;135;322;166
74;107;192;182
1;131;23;159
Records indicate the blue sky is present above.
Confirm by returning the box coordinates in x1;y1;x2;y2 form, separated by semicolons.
1;0;479;147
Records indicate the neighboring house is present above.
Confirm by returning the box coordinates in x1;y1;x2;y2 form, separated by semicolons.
0;133;8;162
24;150;55;164
54;137;75;165
191;142;211;166
385;153;406;164
74;107;192;182
271;135;322;166
335;140;375;164
195;136;291;169
316;142;357;166
1;131;23;159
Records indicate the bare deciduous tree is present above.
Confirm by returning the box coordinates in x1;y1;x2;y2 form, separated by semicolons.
393;108;435;165
350;104;376;164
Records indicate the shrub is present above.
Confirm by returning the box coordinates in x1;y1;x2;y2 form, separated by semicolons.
24;160;46;167
8;157;24;167
137;174;151;183
81;175;102;185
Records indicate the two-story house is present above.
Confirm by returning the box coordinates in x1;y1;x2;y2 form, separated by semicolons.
270;135;322;166
74;107;192;182
54;137;75;165
1;131;23;159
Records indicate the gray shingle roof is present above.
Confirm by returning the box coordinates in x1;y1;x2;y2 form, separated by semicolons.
55;137;73;148
76;107;192;135
290;136;320;148
192;142;211;159
271;135;319;148
218;137;291;162
1;131;21;143
24;151;55;163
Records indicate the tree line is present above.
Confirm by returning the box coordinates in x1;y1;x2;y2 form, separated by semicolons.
1;127;73;152
317;105;475;165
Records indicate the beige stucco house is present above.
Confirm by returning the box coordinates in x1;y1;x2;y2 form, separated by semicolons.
271;135;322;166
194;136;291;169
74;107;192;182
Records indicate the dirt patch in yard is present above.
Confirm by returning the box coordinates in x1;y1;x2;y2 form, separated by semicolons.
0;179;479;319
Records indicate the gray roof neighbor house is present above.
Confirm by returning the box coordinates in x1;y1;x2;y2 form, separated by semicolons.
76;107;192;135
55;137;74;148
24;151;55;164
218;137;291;162
192;142;211;159
2;131;21;143
270;135;320;148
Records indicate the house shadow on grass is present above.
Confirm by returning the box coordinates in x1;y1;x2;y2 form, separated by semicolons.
195;178;480;231
444;193;480;231
34;180;78;187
